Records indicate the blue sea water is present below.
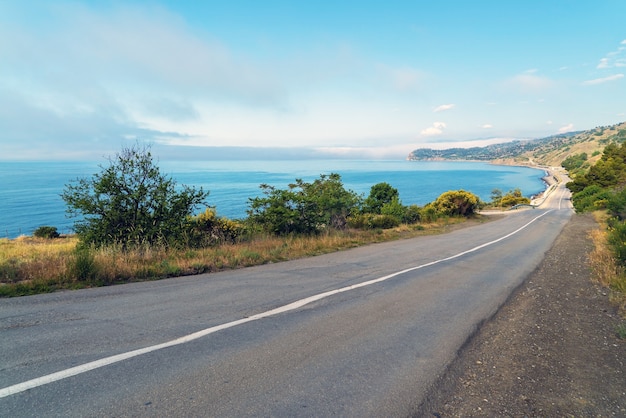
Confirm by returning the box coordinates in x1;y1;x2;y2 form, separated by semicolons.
0;160;547;238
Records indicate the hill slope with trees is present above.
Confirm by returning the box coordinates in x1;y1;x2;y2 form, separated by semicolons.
408;121;626;167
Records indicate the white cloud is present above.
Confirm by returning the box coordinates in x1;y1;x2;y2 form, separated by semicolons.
420;122;446;136
595;40;626;70
481;124;493;129
504;73;553;92
433;104;455;112
583;74;624;85
558;123;574;134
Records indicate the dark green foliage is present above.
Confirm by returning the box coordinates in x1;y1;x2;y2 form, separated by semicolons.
566;142;626;270
33;226;60;239
380;197;406;221
561;152;589;176
569;142;626;204
571;185;611;212
62;143;209;248
364;182;399;214
247;173;361;235
607;218;626;266
607;189;626;220
403;204;422;224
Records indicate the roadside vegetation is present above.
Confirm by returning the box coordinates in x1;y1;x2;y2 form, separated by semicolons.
1;143;491;297
566;141;626;317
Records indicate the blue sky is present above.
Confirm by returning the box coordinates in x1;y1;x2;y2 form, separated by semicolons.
1;1;625;160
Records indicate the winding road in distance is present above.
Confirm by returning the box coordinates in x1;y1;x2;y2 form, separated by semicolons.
1;171;573;417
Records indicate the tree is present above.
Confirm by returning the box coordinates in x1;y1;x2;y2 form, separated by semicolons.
432;190;480;217
499;188;531;207
364;182;399;214
62;143;208;247
247;173;361;235
380;196;406;221
490;188;503;207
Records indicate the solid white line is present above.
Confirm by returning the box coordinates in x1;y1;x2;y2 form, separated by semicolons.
0;209;554;398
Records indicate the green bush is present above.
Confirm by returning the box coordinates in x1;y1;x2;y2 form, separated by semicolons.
69;247;98;282
572;185;612;213
346;213;372;229
403;204;422;224
380;197;406;221
420;205;439;223
369;214;400;229
499;189;531;207
346;213;399;229
607;189;626;220
33;226;60;239
186;208;244;247
607;218;626;266
363;182;399;214
432;190;479;217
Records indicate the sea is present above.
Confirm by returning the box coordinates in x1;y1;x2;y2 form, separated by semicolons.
0;160;547;239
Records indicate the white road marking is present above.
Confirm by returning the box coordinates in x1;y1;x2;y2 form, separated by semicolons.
0;209;554;398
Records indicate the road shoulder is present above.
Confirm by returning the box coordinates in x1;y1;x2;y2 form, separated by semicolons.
417;213;626;417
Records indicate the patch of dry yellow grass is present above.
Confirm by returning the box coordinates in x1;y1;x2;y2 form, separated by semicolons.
0;236;78;283
589;212;626;316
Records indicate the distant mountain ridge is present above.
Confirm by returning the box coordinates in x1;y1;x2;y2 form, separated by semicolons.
408;121;626;167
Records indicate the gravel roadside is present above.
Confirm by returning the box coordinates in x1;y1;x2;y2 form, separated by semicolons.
417;213;626;417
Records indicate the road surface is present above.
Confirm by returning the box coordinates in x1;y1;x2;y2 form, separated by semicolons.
0;180;572;417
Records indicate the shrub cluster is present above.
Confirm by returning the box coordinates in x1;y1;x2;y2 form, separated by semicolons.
33;226;60;239
61;145;485;245
489;188;531;208
249;176;481;234
567;142;626;267
59;145;480;250
186;208;244;247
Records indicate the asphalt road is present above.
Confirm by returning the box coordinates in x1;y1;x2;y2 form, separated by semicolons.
0;180;573;417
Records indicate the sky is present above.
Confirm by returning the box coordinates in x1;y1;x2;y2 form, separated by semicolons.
1;0;625;160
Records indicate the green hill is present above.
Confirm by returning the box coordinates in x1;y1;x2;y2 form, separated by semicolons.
408;121;626;167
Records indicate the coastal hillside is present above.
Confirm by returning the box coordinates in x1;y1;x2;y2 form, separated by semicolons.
408;121;626;167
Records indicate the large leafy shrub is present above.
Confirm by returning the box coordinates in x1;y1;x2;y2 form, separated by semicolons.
33;226;60;239
363;182;399;214
247;173;361;235
62;144;208;248
187;208;244;246
432;190;480;217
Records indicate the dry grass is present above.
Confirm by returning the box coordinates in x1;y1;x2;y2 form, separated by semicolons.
0;236;78;282
589;212;626;317
0;216;472;297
